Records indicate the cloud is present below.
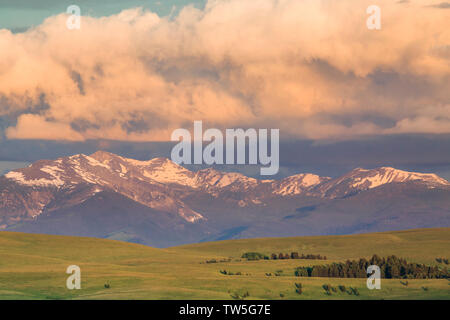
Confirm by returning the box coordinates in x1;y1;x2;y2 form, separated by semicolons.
6;114;85;141
0;0;449;141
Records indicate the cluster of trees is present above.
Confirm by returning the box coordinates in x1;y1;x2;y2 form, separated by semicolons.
241;252;268;260
271;252;327;260
322;284;359;295
295;255;449;279
205;258;232;264
220;269;250;276
241;252;327;261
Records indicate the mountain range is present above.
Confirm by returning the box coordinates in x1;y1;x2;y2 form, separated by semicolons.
1;151;449;247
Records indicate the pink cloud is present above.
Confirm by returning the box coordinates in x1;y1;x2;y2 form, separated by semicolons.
0;1;449;141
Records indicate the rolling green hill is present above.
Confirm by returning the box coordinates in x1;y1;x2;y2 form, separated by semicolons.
0;228;449;299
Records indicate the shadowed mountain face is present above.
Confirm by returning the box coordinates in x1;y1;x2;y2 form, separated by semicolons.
1;151;449;247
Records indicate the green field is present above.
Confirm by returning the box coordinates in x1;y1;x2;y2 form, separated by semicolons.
0;228;449;300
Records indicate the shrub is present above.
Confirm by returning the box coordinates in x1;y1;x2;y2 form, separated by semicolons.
295;282;302;289
350;287;359;296
230;291;249;300
220;270;242;276
230;293;241;300
338;285;346;292
241;252;268;261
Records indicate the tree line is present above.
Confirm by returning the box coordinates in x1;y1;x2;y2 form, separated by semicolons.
295;255;449;279
241;252;326;261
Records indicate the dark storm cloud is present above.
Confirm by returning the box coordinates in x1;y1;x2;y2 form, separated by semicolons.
0;93;51;133
70;119;101;132
70;71;85;95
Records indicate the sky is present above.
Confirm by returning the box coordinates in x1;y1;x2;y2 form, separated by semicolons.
0;0;206;31
0;0;449;178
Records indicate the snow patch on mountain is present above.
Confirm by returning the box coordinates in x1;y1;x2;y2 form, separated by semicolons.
194;169;258;189
352;167;449;189
119;164;128;174
142;158;197;186
69;158;108;185
85;155;111;169
273;173;327;196
178;207;205;223
5;167;65;187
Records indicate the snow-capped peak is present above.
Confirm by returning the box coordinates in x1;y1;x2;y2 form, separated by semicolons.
350;167;449;189
314;166;450;199
140;158;197;186
3;152;449;204
194;168;258;189
272;173;329;196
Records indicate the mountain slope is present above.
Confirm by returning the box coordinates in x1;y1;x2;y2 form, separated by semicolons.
315;167;449;198
1;151;449;246
7;190;212;247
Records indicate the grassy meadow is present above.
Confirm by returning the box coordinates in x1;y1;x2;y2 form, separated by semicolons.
0;228;449;299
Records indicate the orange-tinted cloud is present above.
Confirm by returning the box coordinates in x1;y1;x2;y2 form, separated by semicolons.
0;0;449;141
